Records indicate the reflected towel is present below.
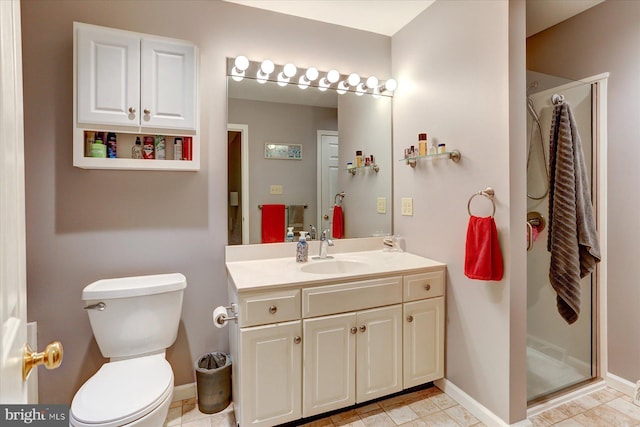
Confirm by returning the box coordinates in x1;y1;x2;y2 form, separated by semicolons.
464;216;503;281
288;205;305;234
261;204;285;243
332;205;344;239
548;102;600;324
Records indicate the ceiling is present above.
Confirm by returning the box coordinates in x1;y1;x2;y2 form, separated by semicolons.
223;0;605;37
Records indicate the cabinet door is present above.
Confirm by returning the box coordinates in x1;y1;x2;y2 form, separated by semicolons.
303;313;356;417
239;321;302;427
76;25;140;126
140;39;196;130
356;305;402;403
403;297;445;388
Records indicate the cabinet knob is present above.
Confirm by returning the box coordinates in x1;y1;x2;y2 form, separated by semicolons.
424;283;431;291
143;108;150;115
359;325;366;333
350;326;358;334
407;315;414;323
268;305;277;314
128;107;136;114
293;336;302;344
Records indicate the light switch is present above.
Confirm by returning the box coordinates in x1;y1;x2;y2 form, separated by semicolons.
270;185;283;195
377;197;386;214
401;198;413;216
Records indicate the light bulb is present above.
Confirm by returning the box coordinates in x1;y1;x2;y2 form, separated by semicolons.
283;63;297;78
326;69;340;84
305;67;319;82
383;78;397;92
318;79;330;92
372;87;381;99
347;73;360;87
365;76;379;89
231;68;244;82
260;60;275;74
356;83;366;96
277;73;289;87
337;81;349;95
234;56;249;72
298;75;310;89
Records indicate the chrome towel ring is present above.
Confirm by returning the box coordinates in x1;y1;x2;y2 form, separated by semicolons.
467;187;496;217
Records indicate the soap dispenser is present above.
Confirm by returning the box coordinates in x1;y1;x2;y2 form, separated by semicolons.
286;227;295;242
296;232;308;263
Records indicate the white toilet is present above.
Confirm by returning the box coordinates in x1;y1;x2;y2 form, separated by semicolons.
70;273;187;427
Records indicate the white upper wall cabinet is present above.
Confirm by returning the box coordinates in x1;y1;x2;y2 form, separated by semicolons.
76;24;197;130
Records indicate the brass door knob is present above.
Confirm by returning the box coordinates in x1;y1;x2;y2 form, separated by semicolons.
269;305;277;314
23;341;63;380
407;315;414;323
293;336;302;344
359;325;366;333
350;327;358;334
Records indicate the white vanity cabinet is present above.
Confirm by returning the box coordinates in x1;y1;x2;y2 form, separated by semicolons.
226;249;446;427
76;23;196;130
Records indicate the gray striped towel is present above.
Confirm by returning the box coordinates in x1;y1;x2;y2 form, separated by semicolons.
548;102;601;325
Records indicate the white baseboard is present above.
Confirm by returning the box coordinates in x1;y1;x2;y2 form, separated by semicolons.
173;382;197;402
434;379;532;427
606;372;636;397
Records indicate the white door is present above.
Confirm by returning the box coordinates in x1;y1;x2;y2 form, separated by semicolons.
141;39;196;130
356;305;402;403
239;321;302;427
76;24;140;127
317;131;339;235
0;0;28;403
403;297;445;388
303;313;356;417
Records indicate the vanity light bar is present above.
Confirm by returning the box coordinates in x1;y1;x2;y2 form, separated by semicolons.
227;57;396;96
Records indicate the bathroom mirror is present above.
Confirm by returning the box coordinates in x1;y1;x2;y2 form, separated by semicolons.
227;74;392;245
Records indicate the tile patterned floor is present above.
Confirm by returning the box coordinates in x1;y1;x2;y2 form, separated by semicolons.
164;386;640;427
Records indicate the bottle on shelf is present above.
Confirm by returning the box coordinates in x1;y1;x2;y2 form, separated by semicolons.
438;143;446;154
286;227;294;242
132;136;143;159
418;133;427;156
91;135;106;158
183;137;193;161
143;136;155;159
356;150;363;167
155;135;166;160
174;137;183;160
428;139;437;155
106;132;117;159
85;131;95;157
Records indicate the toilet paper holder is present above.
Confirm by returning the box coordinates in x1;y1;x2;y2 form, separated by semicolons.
215;304;238;325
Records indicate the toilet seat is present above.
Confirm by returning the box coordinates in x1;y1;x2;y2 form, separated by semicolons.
70;354;173;427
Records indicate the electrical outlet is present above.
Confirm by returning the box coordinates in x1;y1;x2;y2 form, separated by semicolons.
377;197;386;214
270;185;283;195
634;381;640;406
401;197;413;216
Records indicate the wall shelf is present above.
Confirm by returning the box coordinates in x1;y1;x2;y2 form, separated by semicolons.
346;164;380;175
400;150;461;168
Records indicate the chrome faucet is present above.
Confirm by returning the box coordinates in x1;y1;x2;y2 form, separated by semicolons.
319;229;334;258
309;225;317;240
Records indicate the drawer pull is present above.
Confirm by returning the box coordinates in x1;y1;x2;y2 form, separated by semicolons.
293;336;302;344
269;305;278;314
350;327;358;334
128;107;136;114
359;325;366;333
424;283;431;291
143;108;151;115
407;315;414;323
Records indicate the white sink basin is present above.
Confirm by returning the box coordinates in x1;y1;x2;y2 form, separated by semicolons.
301;259;368;275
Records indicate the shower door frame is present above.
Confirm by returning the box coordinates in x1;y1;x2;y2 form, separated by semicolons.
526;72;609;410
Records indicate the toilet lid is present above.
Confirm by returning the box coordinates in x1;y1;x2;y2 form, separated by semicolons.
71;354;173;426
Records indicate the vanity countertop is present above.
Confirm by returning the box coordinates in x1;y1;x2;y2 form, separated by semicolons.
226;249;445;292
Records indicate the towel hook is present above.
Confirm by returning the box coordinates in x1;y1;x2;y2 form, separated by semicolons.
334;192;345;206
467;187;496;217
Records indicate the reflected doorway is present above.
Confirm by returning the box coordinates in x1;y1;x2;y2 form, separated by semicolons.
228;124;249;245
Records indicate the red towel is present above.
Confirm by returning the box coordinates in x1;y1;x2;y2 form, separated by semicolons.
261;204;285;243
464;216;503;281
332;205;344;239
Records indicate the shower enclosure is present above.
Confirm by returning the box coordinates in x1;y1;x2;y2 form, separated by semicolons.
526;71;602;403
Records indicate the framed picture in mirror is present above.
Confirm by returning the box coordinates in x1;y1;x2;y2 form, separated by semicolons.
264;143;302;160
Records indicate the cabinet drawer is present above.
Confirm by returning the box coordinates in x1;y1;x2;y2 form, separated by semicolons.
303;276;402;318
239;289;301;327
403;270;445;302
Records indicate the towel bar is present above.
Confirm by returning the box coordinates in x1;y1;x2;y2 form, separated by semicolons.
467;187;495;217
258;204;308;209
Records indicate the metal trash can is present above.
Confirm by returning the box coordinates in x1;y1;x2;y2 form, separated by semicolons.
195;352;232;414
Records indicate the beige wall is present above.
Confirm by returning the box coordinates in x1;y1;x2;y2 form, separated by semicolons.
527;0;640;388
21;0;390;404
391;0;527;423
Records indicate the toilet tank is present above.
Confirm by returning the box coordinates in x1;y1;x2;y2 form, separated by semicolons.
82;273;187;359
